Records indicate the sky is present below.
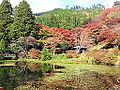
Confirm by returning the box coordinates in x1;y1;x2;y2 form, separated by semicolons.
0;0;119;13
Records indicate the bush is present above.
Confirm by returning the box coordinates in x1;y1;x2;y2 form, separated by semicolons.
60;42;69;52
18;52;26;58
41;63;52;73
41;48;52;60
65;50;78;58
28;48;40;59
117;36;120;50
86;49;118;65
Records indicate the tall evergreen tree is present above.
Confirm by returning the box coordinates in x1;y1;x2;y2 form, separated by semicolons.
9;0;35;40
0;39;5;53
0;0;13;40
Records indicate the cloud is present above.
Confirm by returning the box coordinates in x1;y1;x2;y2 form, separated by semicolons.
30;0;61;13
75;0;120;9
102;0;120;8
0;0;22;7
75;0;101;7
0;0;61;13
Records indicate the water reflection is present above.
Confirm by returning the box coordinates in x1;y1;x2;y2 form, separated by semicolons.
0;62;53;90
0;62;120;90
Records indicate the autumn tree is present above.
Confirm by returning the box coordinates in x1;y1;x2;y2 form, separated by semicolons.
43;37;62;55
28;48;40;59
71;27;89;46
35;24;51;40
10;36;37;56
96;29;118;44
84;23;106;45
9;0;35;40
49;28;74;46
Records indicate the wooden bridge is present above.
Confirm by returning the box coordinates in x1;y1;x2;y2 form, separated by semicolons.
0;54;17;60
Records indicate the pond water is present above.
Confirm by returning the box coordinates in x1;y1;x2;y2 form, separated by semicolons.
0;61;120;90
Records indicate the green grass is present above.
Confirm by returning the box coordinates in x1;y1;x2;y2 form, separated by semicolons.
51;54;69;60
0;64;16;66
45;63;119;83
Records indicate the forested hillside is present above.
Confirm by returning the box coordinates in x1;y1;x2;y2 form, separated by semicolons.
35;9;103;29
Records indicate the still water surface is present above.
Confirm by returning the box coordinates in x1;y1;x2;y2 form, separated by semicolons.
0;61;120;90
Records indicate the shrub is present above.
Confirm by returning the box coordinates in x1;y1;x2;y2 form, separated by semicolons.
41;63;52;73
27;63;40;72
28;48;40;59
86;49;118;65
41;48;52;60
18;52;26;58
60;42;69;52
117;36;120;50
65;50;78;58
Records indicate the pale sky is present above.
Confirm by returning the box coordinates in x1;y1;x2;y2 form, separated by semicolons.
0;0;119;13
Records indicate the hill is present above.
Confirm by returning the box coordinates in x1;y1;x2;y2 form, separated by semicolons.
35;8;103;30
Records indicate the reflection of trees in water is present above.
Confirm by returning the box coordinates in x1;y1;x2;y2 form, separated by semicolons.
46;71;120;90
14;71;120;90
0;67;19;90
0;62;52;90
41;63;52;73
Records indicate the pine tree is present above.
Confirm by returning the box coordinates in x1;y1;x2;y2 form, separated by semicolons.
0;39;5;53
0;0;13;40
9;0;35;40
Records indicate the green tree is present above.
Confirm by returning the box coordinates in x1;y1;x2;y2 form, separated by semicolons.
114;1;120;5
0;39;5;53
117;36;120;50
41;63;52;73
0;25;5;39
9;0;35;40
0;0;13;40
41;48;52;60
36;9;103;30
60;42;69;52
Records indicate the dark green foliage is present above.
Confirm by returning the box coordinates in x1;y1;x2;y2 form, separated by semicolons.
60;42;69;52
0;39;5;53
0;25;5;39
92;4;105;9
0;0;13;27
117;36;120;50
35;9;103;30
114;1;120;5
14;36;36;54
9;0;35;40
41;63;52;73
0;0;13;40
41;48;52;60
9;43;21;54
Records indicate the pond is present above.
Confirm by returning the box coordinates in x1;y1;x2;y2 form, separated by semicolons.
0;61;120;90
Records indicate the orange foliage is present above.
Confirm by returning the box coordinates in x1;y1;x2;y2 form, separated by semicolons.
65;50;78;58
71;27;90;47
27;63;40;72
94;8;118;21
28;48;40;59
